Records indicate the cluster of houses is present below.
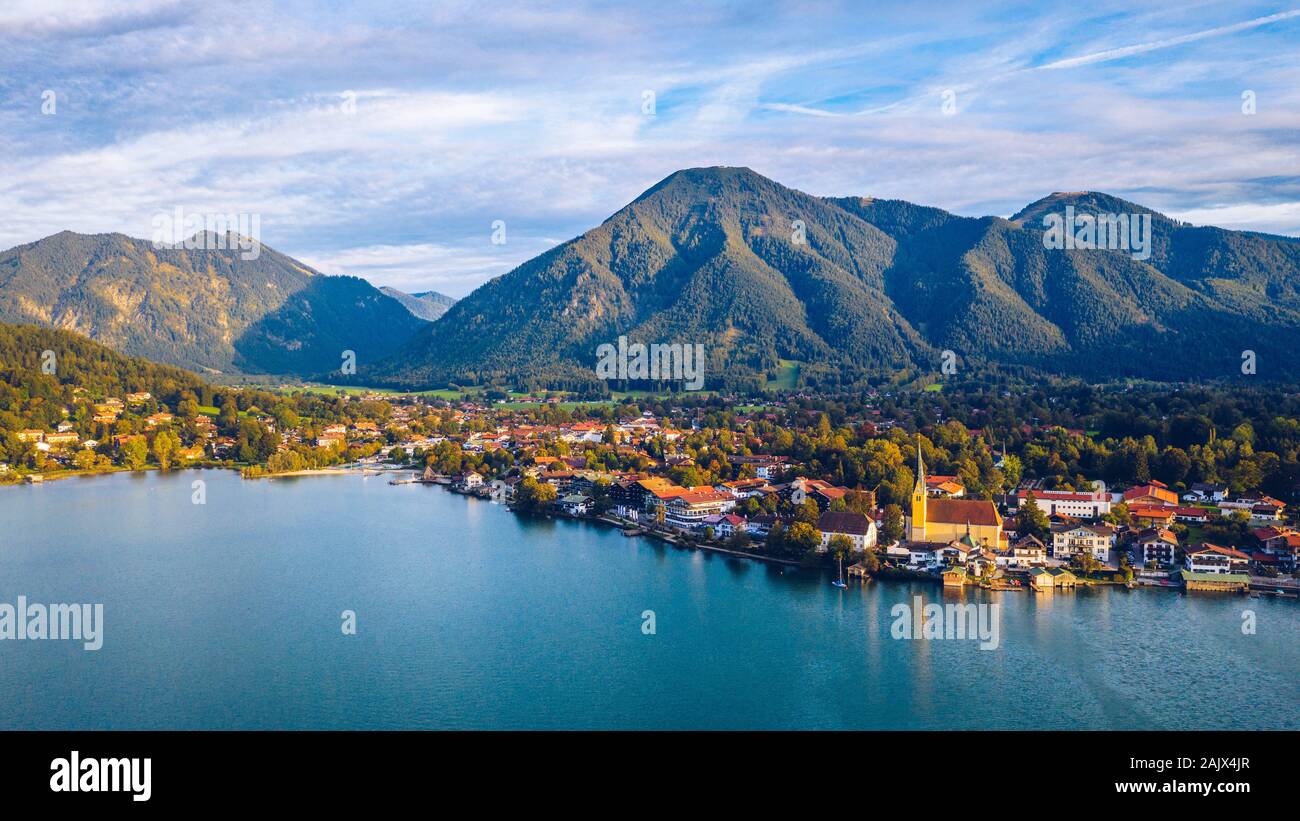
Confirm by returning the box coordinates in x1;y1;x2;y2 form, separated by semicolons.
457;431;1295;594
14;386;1295;597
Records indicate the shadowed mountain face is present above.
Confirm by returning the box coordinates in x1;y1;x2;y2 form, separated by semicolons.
364;167;1300;390
379;287;457;322
0;231;426;375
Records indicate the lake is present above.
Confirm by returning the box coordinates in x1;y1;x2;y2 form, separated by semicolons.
1;470;1296;730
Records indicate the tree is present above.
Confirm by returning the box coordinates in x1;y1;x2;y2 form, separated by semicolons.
827;534;855;562
766;520;786;553
881;504;905;544
152;429;180;470
120;437;148;470
796;497;821;524
1073;549;1100;577
515;476;558;513
845;488;875;515
784;522;822;558
861;547;880;573
1018;493;1050;541
724;530;750;551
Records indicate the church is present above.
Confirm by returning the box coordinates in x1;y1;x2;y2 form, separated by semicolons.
907;446;1004;547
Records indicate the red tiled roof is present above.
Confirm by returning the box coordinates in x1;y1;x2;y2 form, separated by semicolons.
926;498;1000;527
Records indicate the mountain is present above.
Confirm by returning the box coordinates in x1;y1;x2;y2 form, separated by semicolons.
361;167;1300;390
0;320;207;404
0;231;427;375
379;286;457;321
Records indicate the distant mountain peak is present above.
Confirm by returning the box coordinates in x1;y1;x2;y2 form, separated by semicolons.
0;230;426;375
378;286;457;322
1011;191;1169;226
362;168;1300;390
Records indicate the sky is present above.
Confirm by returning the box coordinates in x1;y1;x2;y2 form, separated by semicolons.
1;1;1298;298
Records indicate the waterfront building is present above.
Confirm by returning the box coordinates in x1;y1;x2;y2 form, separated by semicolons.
907;445;1002;547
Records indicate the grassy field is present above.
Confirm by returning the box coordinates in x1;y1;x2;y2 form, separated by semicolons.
764;360;800;392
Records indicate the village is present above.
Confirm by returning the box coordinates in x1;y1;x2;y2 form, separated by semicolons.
5;385;1299;599
441;443;1298;597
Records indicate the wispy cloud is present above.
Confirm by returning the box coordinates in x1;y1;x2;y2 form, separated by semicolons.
0;0;1297;296
1037;9;1300;70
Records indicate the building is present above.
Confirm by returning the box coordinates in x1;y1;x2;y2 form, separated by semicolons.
816;511;878;553
1179;570;1249;592
1184;544;1250;574
316;431;346;449
942;566;967;587
1128;505;1176;528
664;489;731;530
925;475;966;498
1006;534;1047;568
560;494;591;516
459;471;484;490
906;542;945;571
1123;482;1178;507
908;446;1002;547
1184;483;1229;503
1016;484;1111;518
746;514;780;538
1135;527;1179;568
710;514;747;539
788;477;849;512
1171;506;1211;524
1050;522;1115;561
1029;567;1078;590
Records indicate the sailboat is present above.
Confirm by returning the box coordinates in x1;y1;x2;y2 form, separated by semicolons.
832;555;847;588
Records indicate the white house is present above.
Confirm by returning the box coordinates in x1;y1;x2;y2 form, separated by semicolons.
815;511;878;553
907;543;943;570
1184;544;1250;574
560;494;591;516
1050;522;1115;561
1183;483;1229;503
1135;527;1179;568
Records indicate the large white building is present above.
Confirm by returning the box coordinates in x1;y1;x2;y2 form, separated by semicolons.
815;511;878;553
1017;482;1111;518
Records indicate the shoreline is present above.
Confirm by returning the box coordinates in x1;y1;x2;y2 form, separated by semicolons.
9;467;1297;598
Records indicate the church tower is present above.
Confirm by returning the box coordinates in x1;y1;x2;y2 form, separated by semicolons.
909;438;927;542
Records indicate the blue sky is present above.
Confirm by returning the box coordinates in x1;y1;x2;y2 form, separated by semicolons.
1;1;1298;297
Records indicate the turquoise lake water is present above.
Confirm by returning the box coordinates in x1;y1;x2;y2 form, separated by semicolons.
0;470;1295;729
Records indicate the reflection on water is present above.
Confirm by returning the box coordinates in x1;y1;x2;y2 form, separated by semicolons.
0;470;1296;730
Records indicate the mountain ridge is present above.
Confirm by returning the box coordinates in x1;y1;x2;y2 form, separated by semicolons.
361;166;1300;390
379;286;457;321
0;230;427;376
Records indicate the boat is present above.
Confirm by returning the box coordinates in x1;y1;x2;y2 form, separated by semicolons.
832;555;847;588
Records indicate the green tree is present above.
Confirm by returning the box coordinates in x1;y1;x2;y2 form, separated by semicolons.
796;497;821;524
152;429;180;470
120;437;148;470
1018;493;1050;541
881;504;905;544
785;522;823;558
827;533;855;562
515;476;558;513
